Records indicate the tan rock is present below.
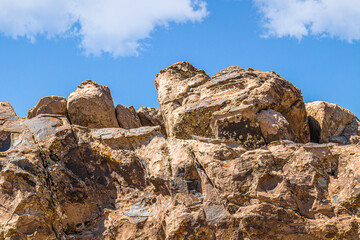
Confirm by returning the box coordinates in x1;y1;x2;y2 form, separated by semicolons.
137;106;166;136
115;104;142;129
342;118;360;145
0;102;18;124
155;62;310;149
2;65;360;239
67;80;119;128
137;106;163;126
27;95;67;119
306;101;359;144
1;104;360;239
257;109;296;143
91;125;161;150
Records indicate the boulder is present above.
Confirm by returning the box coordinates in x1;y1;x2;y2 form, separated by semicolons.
27;95;67;119
257;109;296;143
115;104;142;129
306;101;360;144
155;61;310;149
137;106;163;126
137;106;166;136
0;102;18;125
67;80;119;128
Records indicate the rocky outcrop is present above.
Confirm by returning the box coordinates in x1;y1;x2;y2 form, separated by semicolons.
27;95;67;119
155;62;310;149
306;101;360;144
67;80;119;128
115;104;142;129
0;62;359;239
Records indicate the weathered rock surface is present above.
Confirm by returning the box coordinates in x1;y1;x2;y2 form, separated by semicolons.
137;106;166;136
306;101;360;144
137;106;163;127
155;62;310;149
257;109;297;143
27;95;67;119
115;104;142;129
0;62;360;239
67;80;119;128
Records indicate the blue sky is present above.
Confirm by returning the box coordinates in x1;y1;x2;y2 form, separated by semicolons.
0;0;359;117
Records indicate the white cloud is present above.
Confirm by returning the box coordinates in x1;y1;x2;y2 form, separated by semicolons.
254;0;360;41
0;0;208;56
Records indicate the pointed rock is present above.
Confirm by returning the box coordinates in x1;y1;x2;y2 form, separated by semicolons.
115;104;142;129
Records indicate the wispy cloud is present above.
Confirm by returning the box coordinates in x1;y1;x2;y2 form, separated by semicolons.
254;0;360;41
0;0;208;56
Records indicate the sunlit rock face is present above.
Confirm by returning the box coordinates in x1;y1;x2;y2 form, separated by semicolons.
27;95;67;119
67;80;120;129
155;62;310;150
0;62;359;239
306;101;360;144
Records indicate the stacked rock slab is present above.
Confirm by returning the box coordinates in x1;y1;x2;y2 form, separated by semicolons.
27;95;67;119
306;101;360;144
67;80;119;128
155;61;310;149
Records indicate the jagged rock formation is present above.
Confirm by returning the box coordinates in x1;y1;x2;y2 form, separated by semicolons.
0;62;359;240
155;62;310;149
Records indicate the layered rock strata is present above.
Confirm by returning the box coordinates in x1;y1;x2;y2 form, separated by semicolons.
0;62;359;240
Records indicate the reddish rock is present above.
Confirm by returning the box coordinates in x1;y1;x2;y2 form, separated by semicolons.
115;104;142;129
257;109;297;143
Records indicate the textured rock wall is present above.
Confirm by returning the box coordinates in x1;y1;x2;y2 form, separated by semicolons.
0;62;359;240
155;62;310;149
